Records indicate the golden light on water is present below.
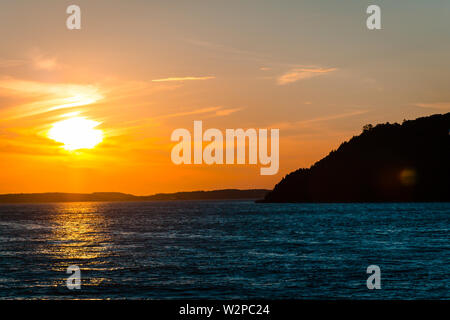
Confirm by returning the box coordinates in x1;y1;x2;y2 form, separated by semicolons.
48;117;103;151
49;203;110;262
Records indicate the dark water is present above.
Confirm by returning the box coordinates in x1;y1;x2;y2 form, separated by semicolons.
0;201;448;299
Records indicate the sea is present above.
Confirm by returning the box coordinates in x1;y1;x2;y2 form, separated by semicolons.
0;201;448;299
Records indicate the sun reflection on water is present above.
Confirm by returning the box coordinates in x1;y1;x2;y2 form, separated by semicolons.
48;203;111;262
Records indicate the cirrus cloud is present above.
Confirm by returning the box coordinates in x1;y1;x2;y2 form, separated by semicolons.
277;67;337;85
415;102;450;111
152;76;215;82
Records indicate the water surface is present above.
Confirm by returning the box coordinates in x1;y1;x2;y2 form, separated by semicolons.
0;201;448;299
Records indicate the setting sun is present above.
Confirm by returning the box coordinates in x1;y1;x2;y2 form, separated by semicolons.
48;117;103;151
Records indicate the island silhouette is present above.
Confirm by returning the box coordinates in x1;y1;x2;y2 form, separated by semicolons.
259;113;450;203
0;189;269;203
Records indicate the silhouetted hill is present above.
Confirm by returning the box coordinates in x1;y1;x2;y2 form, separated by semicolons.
0;189;269;204
260;113;450;203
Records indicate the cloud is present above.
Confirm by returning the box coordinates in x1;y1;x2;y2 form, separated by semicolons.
415;102;450;111
214;108;241;116
33;56;58;70
152;76;215;82
296;110;368;124
277;67;337;85
185;39;269;62
29;48;60;71
272;110;368;130
0;50;59;71
155;106;240;119
0;58;27;68
0;78;103;120
156;106;221;119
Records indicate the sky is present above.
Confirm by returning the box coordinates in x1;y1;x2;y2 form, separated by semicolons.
0;0;449;195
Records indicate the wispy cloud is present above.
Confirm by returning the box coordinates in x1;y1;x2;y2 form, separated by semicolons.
272;110;368;130
119;106;242;133
185;39;269;62
29;48;60;71
415;102;450;111
0;58;27;68
296;110;368;125
277;67;337;85
152;76;215;82
0;50;60;71
0;78;103;120
214;108;241;116
155;106;221;119
155;106;240;119
33;56;58;70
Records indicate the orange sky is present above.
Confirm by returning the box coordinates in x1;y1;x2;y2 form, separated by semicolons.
1;1;449;195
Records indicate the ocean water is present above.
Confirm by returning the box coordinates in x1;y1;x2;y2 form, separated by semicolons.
0;201;448;299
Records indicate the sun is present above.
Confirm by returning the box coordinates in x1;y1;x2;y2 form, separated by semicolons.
48;117;103;151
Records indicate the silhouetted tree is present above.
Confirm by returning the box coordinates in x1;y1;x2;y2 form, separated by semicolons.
362;124;373;132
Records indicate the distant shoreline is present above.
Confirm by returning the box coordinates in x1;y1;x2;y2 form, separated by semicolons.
0;189;270;204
